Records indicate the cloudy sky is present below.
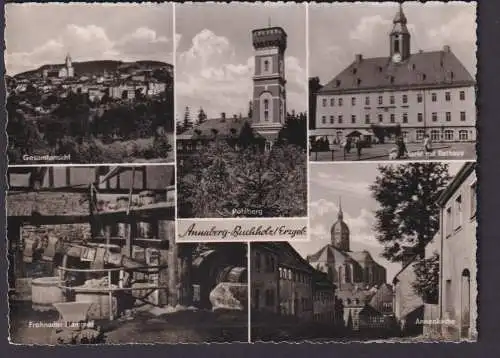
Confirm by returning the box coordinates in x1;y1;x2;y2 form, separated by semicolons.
175;3;307;121
291;161;463;283
309;2;477;83
5;3;174;75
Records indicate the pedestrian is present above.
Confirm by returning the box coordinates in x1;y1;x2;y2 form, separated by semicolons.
423;134;432;156
396;135;408;159
356;137;362;160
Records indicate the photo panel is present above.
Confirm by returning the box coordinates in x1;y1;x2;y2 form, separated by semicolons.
249;161;475;342
176;2;308;220
5;3;175;165
7;164;249;344
308;2;477;162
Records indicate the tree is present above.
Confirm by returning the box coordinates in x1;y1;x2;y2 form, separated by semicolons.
178;142;307;218
277;111;307;149
197;107;207;125
183;106;193;131
412;252;440;304
247;100;253;119
369;163;450;262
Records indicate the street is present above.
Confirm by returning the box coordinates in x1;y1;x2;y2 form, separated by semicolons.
310;142;476;162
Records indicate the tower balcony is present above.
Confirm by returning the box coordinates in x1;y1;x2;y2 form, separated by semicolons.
252;27;287;51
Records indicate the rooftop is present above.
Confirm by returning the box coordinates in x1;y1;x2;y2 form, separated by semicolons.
319;48;475;94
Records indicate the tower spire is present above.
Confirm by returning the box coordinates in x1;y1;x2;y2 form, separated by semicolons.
338;197;343;221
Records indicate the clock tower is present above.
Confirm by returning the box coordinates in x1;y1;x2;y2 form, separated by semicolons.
251;26;287;145
389;4;410;63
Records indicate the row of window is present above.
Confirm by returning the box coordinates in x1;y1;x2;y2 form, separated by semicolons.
279;266;311;284
445;181;477;237
320;111;468;125
321;90;467;107
254;251;276;273
314;292;334;304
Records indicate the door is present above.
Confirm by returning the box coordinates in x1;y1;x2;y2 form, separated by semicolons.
461;269;471;338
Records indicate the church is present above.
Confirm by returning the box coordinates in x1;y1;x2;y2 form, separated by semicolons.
313;4;476;144
307;200;388;328
177;26;288;152
42;53;75;79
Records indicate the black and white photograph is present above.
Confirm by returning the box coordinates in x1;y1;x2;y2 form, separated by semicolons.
7;166;248;344
251;162;477;342
5;3;174;165
176;3;308;219
309;2;477;162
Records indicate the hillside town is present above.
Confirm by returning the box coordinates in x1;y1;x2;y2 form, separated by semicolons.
7;54;174;164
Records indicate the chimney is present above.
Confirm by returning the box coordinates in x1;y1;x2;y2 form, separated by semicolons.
355;54;363;64
443;45;451;53
221;112;226;120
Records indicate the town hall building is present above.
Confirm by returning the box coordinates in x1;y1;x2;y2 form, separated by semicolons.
313;5;476;144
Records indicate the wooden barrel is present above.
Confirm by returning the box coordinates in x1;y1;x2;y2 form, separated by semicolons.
31;276;65;312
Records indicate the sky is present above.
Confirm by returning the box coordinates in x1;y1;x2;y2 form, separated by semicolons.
175;3;307;121
5;3;174;75
309;2;477;84
291;161;464;283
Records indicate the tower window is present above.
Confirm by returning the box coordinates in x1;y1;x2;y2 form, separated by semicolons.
394;38;400;53
264;99;269;121
264;60;270;72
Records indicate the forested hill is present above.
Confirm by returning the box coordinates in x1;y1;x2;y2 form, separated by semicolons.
14;60;172;79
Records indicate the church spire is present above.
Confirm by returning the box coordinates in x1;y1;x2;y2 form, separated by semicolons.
338;197;343;221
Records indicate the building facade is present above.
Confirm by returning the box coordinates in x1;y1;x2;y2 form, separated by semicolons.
251;243;280;314
314;5;475;144
437;162;477;340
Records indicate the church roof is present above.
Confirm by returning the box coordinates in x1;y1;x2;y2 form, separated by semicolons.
307;244;349;263
349;250;375;263
369;283;394;310
319;49;475;95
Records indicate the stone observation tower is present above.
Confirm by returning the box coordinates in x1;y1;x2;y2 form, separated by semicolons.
251;26;287;146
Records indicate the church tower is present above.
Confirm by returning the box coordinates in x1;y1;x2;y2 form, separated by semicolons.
331;198;350;251
65;53;74;77
389;4;411;63
251;26;287;146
